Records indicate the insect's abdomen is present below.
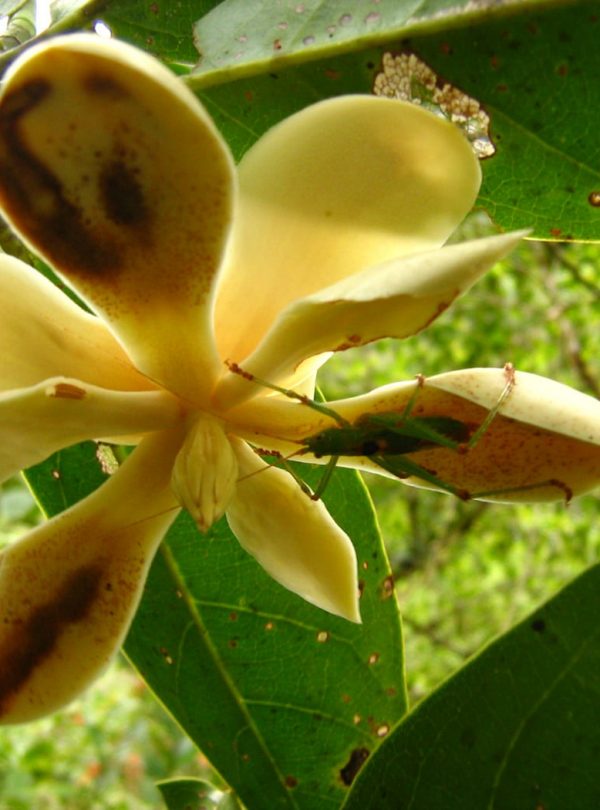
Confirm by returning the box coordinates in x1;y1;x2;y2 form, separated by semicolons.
305;415;470;458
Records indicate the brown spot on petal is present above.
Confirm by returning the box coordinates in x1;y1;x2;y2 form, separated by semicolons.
48;382;87;400
0;79;120;276
83;73;130;99
0;564;102;716
99;160;148;227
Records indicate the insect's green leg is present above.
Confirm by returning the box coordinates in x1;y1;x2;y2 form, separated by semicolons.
309;455;341;501
467;363;516;449
372;454;470;500
250;451;316;499
226;361;350;427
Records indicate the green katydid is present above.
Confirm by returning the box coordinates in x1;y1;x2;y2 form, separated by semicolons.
227;362;572;503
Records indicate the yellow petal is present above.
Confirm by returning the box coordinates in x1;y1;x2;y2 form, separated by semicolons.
0;427;182;723
0;377;182;483
171;415;238;532
313;370;600;502
214;95;480;363
0;254;154;392
0;35;235;402
226;439;360;622
214;232;524;409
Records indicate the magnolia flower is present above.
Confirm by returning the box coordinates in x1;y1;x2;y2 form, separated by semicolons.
0;35;598;724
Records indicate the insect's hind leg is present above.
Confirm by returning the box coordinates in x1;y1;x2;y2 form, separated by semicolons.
466;363;516;449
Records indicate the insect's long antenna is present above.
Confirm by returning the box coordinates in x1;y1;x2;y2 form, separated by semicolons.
225;360;351;427
235;447;318;499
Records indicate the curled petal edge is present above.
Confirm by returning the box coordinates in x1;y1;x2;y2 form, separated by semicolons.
214;231;527;410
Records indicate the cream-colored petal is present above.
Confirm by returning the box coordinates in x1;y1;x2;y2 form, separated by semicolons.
214;232;524;409
227;369;600;502
0;377;182;483
0;254;155;392
0;427;182;723
329;370;600;502
226;439;360;622
0;35;235;403
214;95;481;362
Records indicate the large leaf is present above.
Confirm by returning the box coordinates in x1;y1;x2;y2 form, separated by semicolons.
26;445;406;810
191;0;563;82
342;563;600;809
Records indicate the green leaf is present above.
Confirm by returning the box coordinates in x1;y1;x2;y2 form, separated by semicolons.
101;0;223;64
190;0;564;84
342;563;600;809
193;0;423;76
25;445;406;809
158;778;243;810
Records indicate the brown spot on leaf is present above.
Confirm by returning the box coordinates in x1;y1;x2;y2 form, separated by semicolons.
339;747;370;786
285;775;298;789
380;574;394;599
0;564;103;715
588;191;600;207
